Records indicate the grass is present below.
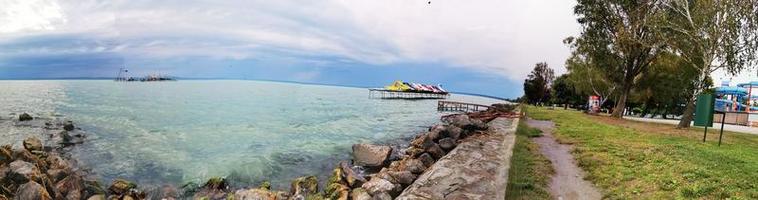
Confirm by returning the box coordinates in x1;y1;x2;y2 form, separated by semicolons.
505;118;553;200
527;106;758;199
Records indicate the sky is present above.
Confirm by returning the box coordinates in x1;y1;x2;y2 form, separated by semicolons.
0;0;584;98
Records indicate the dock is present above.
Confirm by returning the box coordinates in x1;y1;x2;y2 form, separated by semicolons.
437;101;492;112
368;89;449;99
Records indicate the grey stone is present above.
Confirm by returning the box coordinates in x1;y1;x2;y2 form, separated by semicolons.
417;153;435;168
438;138;456;150
23;137;43;152
350;188;372;200
388;171;416;185
8;160;39;184
361;178;394;196
352;144;392;168
403;159;426;174
14;181;51;200
425;143;445;159
19;113;33;121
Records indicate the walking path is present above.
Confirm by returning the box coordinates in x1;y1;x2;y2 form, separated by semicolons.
527;118;602;200
625;117;758;135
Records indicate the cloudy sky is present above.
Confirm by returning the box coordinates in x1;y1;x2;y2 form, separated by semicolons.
1;0;580;98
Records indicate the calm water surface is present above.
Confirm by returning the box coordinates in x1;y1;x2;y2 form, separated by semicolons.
0;80;503;188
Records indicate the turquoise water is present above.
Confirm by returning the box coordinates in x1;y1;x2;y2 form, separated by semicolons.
0;80;503;188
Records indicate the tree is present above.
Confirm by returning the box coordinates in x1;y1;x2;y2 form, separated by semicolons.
523;62;555;105
632;51;700;118
564;38;617;108
658;0;758;128
574;0;665;118
552;74;584;109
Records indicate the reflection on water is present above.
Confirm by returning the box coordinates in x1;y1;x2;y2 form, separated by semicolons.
0;80;504;189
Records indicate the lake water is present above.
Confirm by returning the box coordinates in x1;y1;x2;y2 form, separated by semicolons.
0;80;503;189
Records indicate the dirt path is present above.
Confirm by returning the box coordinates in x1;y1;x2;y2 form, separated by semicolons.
526;118;602;200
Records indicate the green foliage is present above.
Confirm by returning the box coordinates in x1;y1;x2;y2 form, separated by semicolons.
551;74;584;107
528;107;758;199
506;119;553;199
523;62;555;105
573;0;666;117
658;0;758;127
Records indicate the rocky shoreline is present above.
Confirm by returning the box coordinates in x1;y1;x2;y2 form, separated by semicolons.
0;104;516;200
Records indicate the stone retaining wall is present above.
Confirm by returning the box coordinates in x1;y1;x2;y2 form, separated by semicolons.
396;117;518;200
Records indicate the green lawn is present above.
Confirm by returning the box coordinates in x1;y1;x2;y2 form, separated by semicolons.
505;118;553;200
527;106;758;199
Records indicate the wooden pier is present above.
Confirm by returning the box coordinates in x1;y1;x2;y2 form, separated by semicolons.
369;89;448;99
437;101;492;112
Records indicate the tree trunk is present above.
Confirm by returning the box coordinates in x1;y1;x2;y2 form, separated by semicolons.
677;98;696;128
611;86;630;118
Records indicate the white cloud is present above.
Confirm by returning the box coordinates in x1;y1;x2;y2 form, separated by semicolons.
0;0;581;81
0;0;66;33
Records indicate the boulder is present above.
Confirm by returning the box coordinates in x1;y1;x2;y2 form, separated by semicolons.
438;138;456;151
258;181;271;190
424;143;445;160
371;192;392;200
442;126;463;140
108;179;136;195
82;180;106;198
86;195;105;200
339;161;366;188
350;188;372;200
290;176;318;198
46;169;67;183
427;131;441;142
388;171;416;186
14;181;51;200
46;154;70;170
233;188;277;200
12;149;37;163
470;119;488;130
159;185;179;200
8;160;40;184
63;121;75;131
352;144;392;168
442;114;471;128
324;183;349;200
55;175;84;199
429;124;446;134
417;153;435;168
402;159;426;174
361;178;394;196
193;177;229;199
19;113;33;121
0;147;12;165
23;137;43;152
404;147;424;158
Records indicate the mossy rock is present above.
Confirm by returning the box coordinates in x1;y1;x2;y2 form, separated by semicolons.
259;181;271;190
327;167;345;186
324;183;349;200
291;176;319;196
203;177;228;190
108;179;136;195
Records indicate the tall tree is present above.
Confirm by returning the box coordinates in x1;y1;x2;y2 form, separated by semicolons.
523;62;555;105
564;37;617;108
574;0;665;118
658;0;758;128
552;74;584;109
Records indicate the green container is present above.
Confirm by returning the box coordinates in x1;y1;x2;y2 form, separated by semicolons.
693;93;715;127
